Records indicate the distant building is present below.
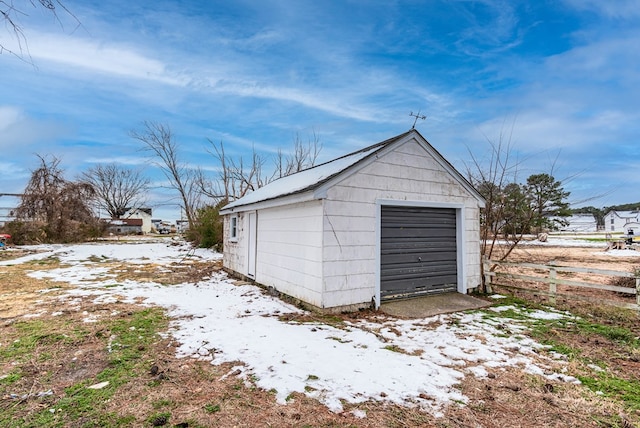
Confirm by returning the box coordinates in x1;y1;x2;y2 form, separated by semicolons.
152;220;173;234
107;218;143;235
176;219;189;233
0;194;20;227
549;214;598;233
122;208;152;234
625;222;640;236
603;210;640;233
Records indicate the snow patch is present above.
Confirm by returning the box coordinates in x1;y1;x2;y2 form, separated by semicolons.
10;240;579;416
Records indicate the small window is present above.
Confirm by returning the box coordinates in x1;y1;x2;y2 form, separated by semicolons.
229;215;238;241
611;218;614;224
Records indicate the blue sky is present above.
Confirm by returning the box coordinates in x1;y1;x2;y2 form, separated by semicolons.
1;0;639;221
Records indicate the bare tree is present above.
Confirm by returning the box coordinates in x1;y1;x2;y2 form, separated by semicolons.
468;129;574;261
466;123;575;292
81;163;150;219
201;139;231;203
467;123;531;260
1;0;81;62
14;154;99;242
203;132;322;204
273;131;322;179
16;155;66;223
200;139;270;203
131;121;200;227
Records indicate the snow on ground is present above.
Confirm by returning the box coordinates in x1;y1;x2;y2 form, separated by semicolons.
12;240;579;415
0;238;220;267
594;249;640;257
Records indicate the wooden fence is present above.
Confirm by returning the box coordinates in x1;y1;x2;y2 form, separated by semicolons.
483;258;640;310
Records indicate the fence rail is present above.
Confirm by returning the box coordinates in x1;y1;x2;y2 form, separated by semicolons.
483;258;640;310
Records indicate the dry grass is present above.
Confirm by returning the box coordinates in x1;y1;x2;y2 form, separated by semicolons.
1;242;639;427
490;244;640;307
446;367;628;428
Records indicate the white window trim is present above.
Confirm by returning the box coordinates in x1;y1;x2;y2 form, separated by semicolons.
229;215;238;242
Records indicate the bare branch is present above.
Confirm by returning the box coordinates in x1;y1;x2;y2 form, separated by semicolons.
131;121;200;227
80;164;149;218
14;154;99;243
1;0;82;63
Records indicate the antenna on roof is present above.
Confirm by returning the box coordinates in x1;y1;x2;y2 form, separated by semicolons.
409;110;426;129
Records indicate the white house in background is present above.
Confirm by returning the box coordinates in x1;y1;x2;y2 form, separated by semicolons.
176;219;190;233
551;214;598;232
625;222;640;236
603;210;640;233
219;129;485;312
123;208;153;234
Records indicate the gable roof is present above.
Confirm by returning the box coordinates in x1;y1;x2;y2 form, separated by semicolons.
220;129;484;213
124;207;152;216
606;210;640;219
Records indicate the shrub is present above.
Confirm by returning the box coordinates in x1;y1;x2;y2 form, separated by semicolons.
3;219;106;244
185;205;223;250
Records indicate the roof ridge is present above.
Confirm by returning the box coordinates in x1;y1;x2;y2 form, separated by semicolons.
290;129;415;175
220;129;424;212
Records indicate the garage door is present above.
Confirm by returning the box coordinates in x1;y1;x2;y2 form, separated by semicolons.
380;206;457;300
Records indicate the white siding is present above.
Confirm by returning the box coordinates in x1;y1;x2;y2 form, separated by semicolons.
626;222;640;235
321;139;482;307
604;211;640;233
553;214;598;232
124;209;153;234
222;135;484;311
254;201;324;307
223;212;248;274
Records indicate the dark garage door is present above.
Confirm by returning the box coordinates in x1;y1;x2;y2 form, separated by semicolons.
381;206;457;300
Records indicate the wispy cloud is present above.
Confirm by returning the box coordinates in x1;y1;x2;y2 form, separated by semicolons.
22;32;187;86
0;106;70;150
562;0;640;19
0;106;22;131
2;0;639;217
452;0;523;56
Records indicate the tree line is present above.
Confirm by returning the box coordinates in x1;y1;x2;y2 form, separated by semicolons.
571;203;640;227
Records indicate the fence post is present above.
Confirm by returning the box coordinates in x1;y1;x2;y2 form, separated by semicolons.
483;257;493;294
549;264;557;305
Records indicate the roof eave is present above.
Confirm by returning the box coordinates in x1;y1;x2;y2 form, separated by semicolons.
219;189;319;215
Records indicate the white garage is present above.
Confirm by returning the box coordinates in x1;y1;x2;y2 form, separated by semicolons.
220;129;485;312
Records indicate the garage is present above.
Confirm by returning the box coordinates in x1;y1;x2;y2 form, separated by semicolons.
380;205;458;300
221;129;484;312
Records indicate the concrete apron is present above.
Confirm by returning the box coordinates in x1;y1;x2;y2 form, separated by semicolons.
380;292;491;318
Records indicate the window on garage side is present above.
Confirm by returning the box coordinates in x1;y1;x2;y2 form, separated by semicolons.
229;215;238;241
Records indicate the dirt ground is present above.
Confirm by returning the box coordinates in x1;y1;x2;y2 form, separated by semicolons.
1;242;639;427
490;242;640;308
502;242;640;272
